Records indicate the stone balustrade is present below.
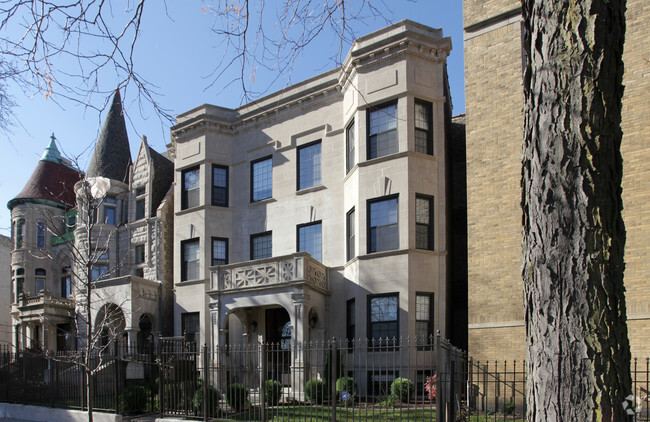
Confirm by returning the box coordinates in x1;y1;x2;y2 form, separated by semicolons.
214;252;328;292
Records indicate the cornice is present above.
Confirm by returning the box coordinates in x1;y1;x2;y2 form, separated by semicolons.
172;23;451;143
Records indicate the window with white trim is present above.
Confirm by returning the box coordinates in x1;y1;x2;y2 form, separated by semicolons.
367;102;398;159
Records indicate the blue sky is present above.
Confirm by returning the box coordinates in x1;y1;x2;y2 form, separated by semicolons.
0;1;464;236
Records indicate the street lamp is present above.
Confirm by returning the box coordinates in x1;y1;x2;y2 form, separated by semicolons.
79;175;110;421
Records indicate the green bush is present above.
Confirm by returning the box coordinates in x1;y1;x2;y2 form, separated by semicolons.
119;384;153;414
391;377;414;403
226;383;249;411
193;380;220;417
323;349;341;396
305;379;326;404
336;377;357;402
264;379;283;406
504;400;516;415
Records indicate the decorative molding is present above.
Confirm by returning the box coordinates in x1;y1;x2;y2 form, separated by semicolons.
217;253;328;293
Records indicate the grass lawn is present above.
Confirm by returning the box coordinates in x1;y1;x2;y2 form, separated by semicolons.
223;405;436;421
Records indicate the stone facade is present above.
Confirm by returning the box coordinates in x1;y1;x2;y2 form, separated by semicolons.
0;235;11;346
8;97;174;352
464;1;650;362
170;21;457;389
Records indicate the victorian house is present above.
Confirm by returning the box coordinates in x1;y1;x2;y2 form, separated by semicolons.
8;91;174;352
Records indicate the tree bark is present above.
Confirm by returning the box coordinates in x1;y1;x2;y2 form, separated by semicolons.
521;1;631;421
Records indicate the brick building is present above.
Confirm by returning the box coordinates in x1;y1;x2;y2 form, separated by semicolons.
463;0;650;362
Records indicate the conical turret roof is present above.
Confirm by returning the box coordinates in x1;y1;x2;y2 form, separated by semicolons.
8;134;82;210
86;90;132;182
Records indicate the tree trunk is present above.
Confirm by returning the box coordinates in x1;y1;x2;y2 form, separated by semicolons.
521;1;631;421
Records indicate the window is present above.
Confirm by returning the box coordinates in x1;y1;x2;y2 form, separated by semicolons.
346;120;356;173
346;299;355;348
181;312;200;344
368;195;399;253
415;195;433;250
367;102;398;159
66;212;76;230
251;156;272;201
346;208;355;261
35;268;46;294
134;244;145;264
414;100;433;155
251;231;272;260
104;197;116;225
280;321;292;350
134;268;144;278
181;239;200;281
135;199;145;220
416;293;434;346
181;167;200;209
212;165;229;207
135;187;145;220
212;237;228;266
61;275;72;298
36;221;46;248
91;264;110;281
14;219;24;249
297;221;322;262
14;268;24;302
297;141;321;190
368;293;399;345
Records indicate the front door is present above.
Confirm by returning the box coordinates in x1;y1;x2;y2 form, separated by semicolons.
265;308;291;384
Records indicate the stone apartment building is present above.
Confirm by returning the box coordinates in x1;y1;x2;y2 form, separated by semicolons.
7;91;174;352
6;23;467;388
169;20;461;388
464;0;650;363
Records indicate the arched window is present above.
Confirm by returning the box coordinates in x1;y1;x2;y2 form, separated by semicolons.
280;321;292;351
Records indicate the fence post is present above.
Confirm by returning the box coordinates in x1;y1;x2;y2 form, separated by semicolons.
114;341;119;413
260;342;266;422
202;344;208;422
49;354;55;408
330;339;337;422
159;337;164;418
436;331;446;422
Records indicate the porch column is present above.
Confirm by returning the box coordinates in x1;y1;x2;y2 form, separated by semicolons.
39;317;48;351
209;301;221;350
125;328;138;354
291;293;309;400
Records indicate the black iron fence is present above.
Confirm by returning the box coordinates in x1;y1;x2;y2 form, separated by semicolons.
158;336;438;421
0;341;648;421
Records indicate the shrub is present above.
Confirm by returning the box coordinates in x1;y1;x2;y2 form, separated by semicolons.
264;379;283;406
193;380;220;417
504;400;516;415
323;349;341;396
336;377;357;403
305;379;326;404
119;384;152;414
391;377;414;403
226;383;249;411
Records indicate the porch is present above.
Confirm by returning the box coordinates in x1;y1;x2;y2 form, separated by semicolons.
208;252;330;394
11;290;75;351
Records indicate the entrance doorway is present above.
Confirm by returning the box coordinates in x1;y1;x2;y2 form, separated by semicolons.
265;307;291;384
